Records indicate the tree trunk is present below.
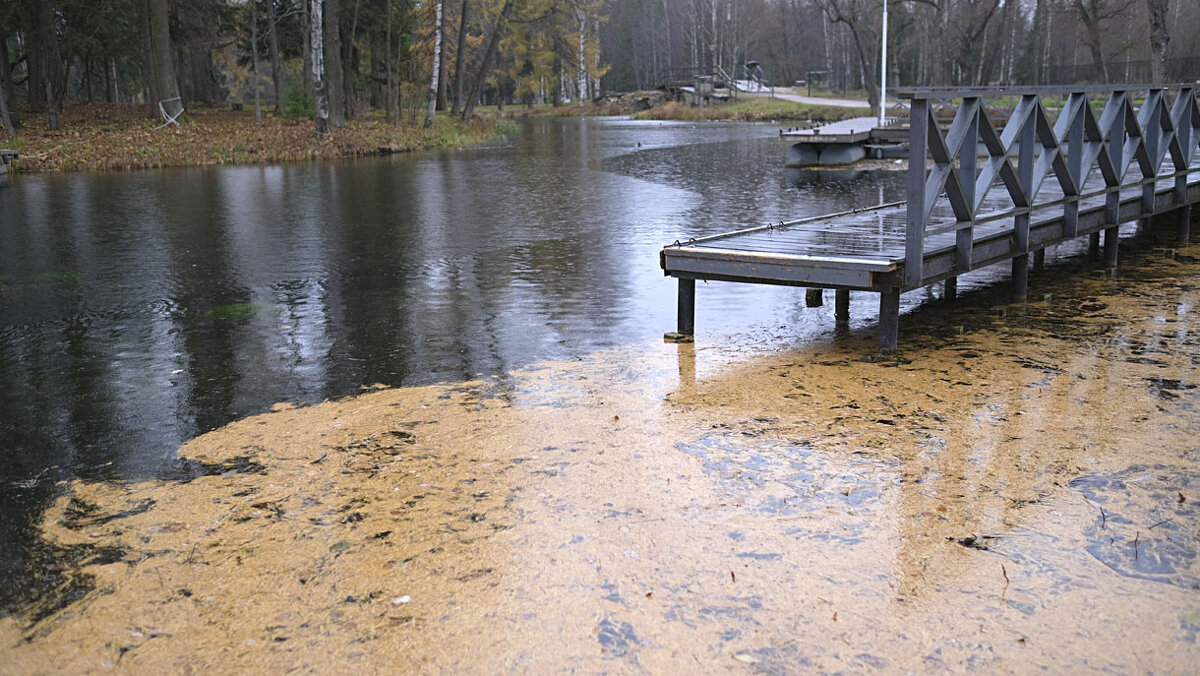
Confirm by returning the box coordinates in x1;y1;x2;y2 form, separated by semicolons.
311;0;331;135
1146;0;1171;82
147;0;182;114
0;35;19;129
463;0;515;122
252;0;262;122
451;0;470;115
0;74;14;138
325;0;345;127
436;6;449;112
1076;1;1110;83
28;0;63;115
386;1;397;124
303;0;313;95
268;0;283;111
342;0;360;120
845;23;878;112
424;0;443;127
578;10;587;105
143;0;158;107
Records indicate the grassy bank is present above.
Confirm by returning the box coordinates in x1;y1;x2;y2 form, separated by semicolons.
633;97;870;123
1;103;510;173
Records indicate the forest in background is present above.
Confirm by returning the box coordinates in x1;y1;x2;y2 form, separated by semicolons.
1;0;1198;137
604;0;1200;111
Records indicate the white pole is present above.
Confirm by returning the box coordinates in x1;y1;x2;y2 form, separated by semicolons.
879;0;888;126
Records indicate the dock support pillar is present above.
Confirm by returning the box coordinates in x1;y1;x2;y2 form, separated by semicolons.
1180;205;1192;243
1033;248;1046;273
665;278;695;343
805;288;823;307
1088;232;1101;257
878;288;900;353
1011;254;1029;301
1103;227;1120;268
835;289;850;321
944;277;957;302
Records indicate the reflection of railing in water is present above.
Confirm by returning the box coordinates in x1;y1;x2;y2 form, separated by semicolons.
660;84;1200;352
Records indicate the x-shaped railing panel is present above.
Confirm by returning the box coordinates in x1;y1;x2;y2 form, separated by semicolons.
901;85;1200;288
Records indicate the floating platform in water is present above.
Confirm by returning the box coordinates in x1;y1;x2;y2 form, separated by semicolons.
783;117;901;166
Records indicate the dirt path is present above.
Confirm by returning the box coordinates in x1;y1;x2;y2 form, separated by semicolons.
3;237;1199;673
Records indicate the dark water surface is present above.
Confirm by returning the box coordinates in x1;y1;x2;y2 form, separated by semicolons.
0;117;908;594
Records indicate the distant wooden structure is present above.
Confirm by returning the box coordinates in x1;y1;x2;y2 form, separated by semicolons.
662;85;1200;351
0;149;16;182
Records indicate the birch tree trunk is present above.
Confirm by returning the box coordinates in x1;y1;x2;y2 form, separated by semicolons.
578;10;587;105
311;0;331;136
424;0;443;128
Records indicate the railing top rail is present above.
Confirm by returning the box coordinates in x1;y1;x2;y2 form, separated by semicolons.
896;83;1199;99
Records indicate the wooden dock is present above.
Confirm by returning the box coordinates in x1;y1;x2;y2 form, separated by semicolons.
662;85;1200;351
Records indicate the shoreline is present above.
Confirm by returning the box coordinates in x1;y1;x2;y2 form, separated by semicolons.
1;103;511;175
0;93;870;175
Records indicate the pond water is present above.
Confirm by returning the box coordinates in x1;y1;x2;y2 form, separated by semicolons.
0;117;917;596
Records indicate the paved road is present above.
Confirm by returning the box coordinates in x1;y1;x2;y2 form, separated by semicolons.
743;88;869;109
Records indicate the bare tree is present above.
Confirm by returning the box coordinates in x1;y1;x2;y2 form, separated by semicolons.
1145;0;1170;81
816;0;880;110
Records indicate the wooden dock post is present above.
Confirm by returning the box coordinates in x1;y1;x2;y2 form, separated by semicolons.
835;289;850;320
1033;248;1046;273
805;288;823;307
879;288;900;352
665;278;696;343
944;277;957;302
1011;254;1029;301
1104;227;1120;267
1180;205;1192;242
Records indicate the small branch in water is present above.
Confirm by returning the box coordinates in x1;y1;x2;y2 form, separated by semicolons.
1148;519;1172;530
1001;564;1009;600
1132;531;1140;560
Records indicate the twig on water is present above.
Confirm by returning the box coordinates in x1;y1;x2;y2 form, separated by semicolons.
1001;564;1010;600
